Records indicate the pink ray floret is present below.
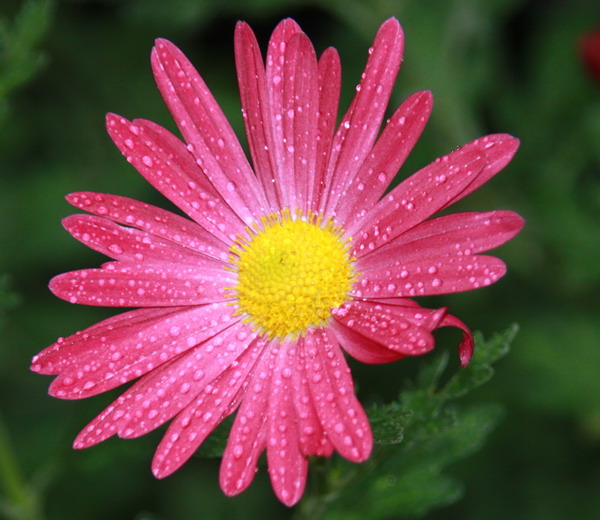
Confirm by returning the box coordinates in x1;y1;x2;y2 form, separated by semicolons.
32;17;524;507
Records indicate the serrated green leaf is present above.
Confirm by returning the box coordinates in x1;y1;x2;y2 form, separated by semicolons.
442;325;517;399
416;349;449;390
369;402;408;446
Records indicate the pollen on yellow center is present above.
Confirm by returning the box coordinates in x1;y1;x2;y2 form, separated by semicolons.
228;209;355;339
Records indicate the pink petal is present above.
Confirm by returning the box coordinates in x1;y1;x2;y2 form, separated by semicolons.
290;343;334;457
152;336;267;478
49;263;232;307
234;21;279;210
439;312;474;366
331;300;446;356
335;91;433;227
346;299;474;365
32;307;185;375
329;318;405;364
220;341;280;497
311;47;341;213
74;322;257;448
106;114;244;243
302;329;372;462
358;210;525;270
234;20;320;214
354;254;507;298
441;134;520;210
66;192;228;260
62;214;226;269
275;32;319;213
264;19;304;210
151;39;269;221
45;303;239;399
349;145;487;255
321;18;404;216
266;341;308;506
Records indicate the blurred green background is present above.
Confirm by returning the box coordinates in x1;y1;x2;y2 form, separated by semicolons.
1;0;599;519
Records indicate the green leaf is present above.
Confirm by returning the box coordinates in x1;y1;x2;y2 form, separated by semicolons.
442;325;517;399
0;0;54;123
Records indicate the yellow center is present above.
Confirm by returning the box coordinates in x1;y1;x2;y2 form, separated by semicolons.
228;209;355;339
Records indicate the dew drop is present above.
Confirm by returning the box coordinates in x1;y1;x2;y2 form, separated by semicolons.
233;444;244;459
142;156;154;167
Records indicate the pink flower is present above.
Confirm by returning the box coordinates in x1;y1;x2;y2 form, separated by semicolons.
31;18;523;506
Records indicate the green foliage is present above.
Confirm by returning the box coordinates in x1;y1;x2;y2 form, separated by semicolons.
292;327;517;520
0;0;54;124
0;275;19;330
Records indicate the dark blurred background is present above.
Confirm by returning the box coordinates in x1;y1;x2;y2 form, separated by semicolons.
1;0;599;519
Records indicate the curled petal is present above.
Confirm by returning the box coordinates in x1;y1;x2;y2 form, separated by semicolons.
440;312;474;366
332;300;446;356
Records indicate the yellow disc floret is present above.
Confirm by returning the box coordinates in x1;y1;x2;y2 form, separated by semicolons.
228;209;355;339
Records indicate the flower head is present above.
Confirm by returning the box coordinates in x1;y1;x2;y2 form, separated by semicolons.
31;18;523;506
